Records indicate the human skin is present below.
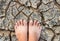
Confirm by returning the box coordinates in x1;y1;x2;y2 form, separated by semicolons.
14;19;42;41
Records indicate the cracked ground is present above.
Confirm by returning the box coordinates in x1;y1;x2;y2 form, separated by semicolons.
0;0;60;41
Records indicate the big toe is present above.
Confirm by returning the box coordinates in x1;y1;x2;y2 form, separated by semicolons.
29;20;33;26
23;20;27;26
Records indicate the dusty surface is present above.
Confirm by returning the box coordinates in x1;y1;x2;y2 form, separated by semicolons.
0;0;60;41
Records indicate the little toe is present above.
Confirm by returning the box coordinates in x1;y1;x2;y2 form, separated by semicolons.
38;24;42;31
17;21;20;26
38;23;40;28
36;21;39;26
29;20;33;26
14;23;18;31
37;22;42;30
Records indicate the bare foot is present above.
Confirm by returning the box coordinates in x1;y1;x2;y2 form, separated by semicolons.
14;19;27;41
29;20;42;41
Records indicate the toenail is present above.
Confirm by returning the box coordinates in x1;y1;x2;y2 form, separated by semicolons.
30;20;32;22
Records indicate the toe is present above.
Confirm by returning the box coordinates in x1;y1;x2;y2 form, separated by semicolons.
19;20;21;25
14;23;17;31
38;24;42;31
22;19;24;25
38;24;40;29
33;20;37;25
29;20;33;26
24;20;27;26
36;21;39;26
17;21;20;26
37;22;42;30
19;19;22;25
